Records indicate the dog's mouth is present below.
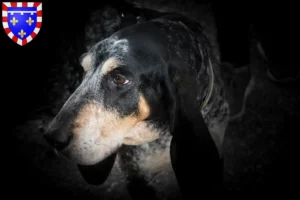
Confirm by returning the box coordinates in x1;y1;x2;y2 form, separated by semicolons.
50;146;118;185
77;152;117;185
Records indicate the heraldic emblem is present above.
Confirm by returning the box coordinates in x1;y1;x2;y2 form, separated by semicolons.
2;2;42;46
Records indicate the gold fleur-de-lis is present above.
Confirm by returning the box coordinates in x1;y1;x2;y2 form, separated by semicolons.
10;17;18;26
26;17;34;26
18;29;26;38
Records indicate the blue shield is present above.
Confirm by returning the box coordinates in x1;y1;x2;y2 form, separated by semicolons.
2;2;42;46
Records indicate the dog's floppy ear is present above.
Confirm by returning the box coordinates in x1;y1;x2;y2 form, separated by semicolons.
163;61;223;195
77;152;117;185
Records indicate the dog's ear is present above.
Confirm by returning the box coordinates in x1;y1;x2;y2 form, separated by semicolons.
163;61;223;194
77;152;117;185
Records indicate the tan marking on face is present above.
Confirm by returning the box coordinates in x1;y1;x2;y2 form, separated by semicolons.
72;102;139;139
63;95;151;165
100;57;119;75
123;96;161;145
81;54;92;71
123;122;160;145
65;102;136;165
136;95;150;121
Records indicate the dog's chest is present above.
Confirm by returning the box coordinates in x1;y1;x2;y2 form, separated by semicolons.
118;135;181;199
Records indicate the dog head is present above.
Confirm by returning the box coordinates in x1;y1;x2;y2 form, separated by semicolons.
44;19;220;185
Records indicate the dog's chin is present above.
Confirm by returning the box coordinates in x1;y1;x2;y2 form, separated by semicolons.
61;142;121;166
77;152;117;185
64;152;107;166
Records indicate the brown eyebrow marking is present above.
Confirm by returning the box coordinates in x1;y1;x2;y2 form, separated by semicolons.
100;57;120;75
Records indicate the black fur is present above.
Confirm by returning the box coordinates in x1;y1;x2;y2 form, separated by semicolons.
45;13;229;199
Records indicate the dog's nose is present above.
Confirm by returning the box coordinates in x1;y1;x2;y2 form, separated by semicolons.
44;129;72;151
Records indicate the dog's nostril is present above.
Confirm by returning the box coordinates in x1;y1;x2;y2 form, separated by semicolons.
44;130;72;151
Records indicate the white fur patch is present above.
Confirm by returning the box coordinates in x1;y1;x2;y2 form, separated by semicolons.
81;54;92;71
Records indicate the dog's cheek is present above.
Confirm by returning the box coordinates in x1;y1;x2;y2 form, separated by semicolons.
62;95;150;165
63;103;123;165
123;121;160;145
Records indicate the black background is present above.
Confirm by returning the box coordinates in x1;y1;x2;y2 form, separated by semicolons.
3;1;104;197
3;0;299;197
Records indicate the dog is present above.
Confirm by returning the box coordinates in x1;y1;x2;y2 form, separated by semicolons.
44;12;251;199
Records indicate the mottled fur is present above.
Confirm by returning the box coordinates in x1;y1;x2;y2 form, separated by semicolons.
45;11;251;200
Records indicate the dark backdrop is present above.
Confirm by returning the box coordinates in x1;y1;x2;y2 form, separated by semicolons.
3;0;299;197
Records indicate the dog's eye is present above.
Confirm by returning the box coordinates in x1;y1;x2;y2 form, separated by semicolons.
113;74;129;85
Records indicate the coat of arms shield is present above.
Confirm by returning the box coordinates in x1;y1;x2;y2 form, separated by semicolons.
2;2;42;46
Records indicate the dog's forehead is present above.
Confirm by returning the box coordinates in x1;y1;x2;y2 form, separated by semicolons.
83;22;168;73
114;23;168;60
114;22;167;52
92;37;129;62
